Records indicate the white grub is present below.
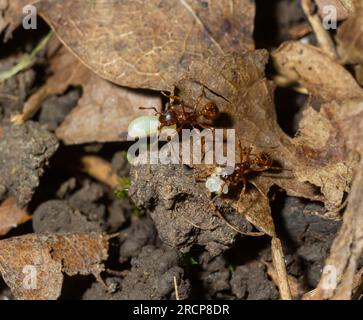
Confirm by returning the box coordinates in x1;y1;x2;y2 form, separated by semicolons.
205;172;228;194
128;115;160;138
128;115;176;138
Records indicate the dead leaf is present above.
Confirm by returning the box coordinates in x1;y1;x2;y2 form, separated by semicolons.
302;0;337;58
0;233;109;300
36;0;255;90
55;72;161;144
309;99;363;299
177;51;356;210
315;0;355;20
336;2;363;66
272;41;363;101
229;188;275;237
0;198;31;236
16;44;162;143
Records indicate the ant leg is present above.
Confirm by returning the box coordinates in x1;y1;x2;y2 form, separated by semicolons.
194;89;205;112
217;181;228;196
180;101;188;114
210;202;264;236
139;106;160;114
161;91;182;102
269;166;292;171
238;177;247;201
238;140;243;162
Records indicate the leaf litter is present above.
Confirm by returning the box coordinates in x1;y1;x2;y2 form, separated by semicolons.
0;0;362;300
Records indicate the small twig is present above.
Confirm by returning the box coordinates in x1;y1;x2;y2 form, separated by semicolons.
174;276;180;300
80;156;119;189
271;237;292;300
301;0;338;59
11;85;49;124
264;260;301;299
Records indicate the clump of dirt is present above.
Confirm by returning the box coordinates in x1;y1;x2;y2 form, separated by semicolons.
129;164;255;257
117;245;190;300
0;121;59;206
32;199;101;233
38;89;81;131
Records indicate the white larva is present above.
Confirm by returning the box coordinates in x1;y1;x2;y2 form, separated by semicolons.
205;173;228;194
128;115;177;138
128;115;160;138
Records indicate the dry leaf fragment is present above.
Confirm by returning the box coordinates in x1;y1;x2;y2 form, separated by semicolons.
312;99;363;299
302;0;337;58
315;0;354;21
0;233;109;300
336;2;363;66
36;0;255;90
272;41;363;101
0;198;31;236
49;45;161;144
16;44;162;143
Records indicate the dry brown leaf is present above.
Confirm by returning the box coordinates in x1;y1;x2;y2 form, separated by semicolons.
336;2;363;66
310;99;363;299
55;73;161;144
0;198;31;236
0;233;109;300
302;0;337;58
315;0;355;20
272;41;363;101
16;43;162;143
36;0;255;90
177;51;355;211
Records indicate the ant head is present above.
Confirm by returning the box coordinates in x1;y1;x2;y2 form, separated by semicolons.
255;152;272;169
201;102;219;120
159;109;177;126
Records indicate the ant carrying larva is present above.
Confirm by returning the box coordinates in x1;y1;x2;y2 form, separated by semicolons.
128;89;220;139
194;139;292;235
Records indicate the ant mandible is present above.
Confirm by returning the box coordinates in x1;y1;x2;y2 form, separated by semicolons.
139;90;220;133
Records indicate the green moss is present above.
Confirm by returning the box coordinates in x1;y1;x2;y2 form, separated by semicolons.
114;176;131;199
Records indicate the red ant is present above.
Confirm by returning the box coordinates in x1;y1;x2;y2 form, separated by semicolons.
220;141;287;200
194;140;290;235
140;90;220;133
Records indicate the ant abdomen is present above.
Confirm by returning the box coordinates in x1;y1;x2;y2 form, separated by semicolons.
201;102;219;120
